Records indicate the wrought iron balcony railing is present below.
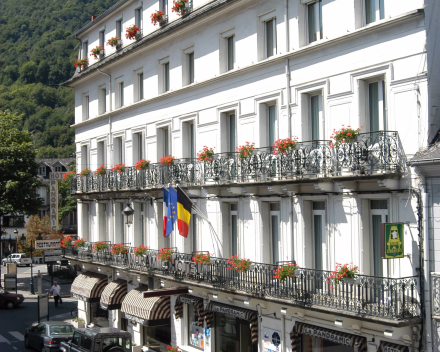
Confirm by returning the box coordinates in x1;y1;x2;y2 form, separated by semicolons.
65;244;420;321
71;131;406;194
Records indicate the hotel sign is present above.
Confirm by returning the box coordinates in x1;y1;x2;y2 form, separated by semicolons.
303;327;352;346
211;305;246;320
381;223;404;259
35;240;61;250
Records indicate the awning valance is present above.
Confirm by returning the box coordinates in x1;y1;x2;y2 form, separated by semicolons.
205;301;258;344
290;322;367;352
174;294;205;326
121;287;170;326
100;279;128;310
378;341;409;352
71;271;108;302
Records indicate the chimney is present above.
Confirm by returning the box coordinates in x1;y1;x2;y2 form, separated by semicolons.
91;15;97;21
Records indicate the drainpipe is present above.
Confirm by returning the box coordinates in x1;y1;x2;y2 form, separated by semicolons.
284;0;291;137
416;167;433;352
281;312;286;352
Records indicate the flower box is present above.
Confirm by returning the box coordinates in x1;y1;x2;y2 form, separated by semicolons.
151;11;166;26
72;319;85;329
135;30;142;40
99;51;105;60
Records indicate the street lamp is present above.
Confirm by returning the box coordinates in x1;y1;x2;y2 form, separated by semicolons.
123;204;134;226
20;233;43;295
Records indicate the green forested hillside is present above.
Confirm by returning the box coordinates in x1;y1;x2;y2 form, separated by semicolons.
0;0;118;157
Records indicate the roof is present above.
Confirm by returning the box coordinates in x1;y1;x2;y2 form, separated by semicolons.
36;158;74;169
63;0;234;86
76;327;131;338
73;0;132;37
409;142;440;164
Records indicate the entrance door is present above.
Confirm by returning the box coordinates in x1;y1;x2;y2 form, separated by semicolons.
370;200;388;277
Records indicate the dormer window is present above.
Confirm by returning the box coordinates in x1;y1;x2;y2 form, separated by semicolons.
55;166;62;172
82;40;88;59
38;166;46;176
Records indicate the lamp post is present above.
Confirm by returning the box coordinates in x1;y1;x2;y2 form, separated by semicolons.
13;229;18;255
123;204;134;244
20;233;43;295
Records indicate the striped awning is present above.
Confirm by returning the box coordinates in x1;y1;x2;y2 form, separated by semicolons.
71;271;108;302
121;287;171;326
290;322;367;352
205;301;258;344
100;279;128;310
174;294;205;326
378;341;409;352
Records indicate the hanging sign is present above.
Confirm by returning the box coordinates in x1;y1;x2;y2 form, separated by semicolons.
35;240;61;250
381;223;404;259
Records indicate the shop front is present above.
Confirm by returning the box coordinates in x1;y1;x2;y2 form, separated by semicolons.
290;322;367;352
120;286;171;352
205;301;258;352
175;294;206;349
70;271;108;324
378;341;409;352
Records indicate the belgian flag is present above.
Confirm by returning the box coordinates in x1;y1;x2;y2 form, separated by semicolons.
177;187;192;238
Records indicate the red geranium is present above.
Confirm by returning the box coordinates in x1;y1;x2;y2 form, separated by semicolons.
158;248;175;262
135;159;150;170
273;262;299;281
236;142;255;160
197;146;215;162
272;137;298;155
107;37;121;47
192;252;211;265
330;125;362;148
134;245;149;257
111;243;128;255
90;46;104;59
159;156;175;165
126;24;141;40
112;163;126;173
151;10;166;25
327;262;359;288
95;165;107;176
172;0;189;15
80;167;91;177
227;255;252;273
63;170;76;181
167;346;181;352
61;236;73;248
73;238;86;249
74;58;88;69
93;241;108;252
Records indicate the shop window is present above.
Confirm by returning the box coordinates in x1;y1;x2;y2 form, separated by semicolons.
302;334;353;351
143;324;171;352
214;312;254;352
188;304;204;349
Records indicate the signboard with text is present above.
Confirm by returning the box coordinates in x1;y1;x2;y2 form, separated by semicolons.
44;249;63;256
35;240;60;250
44;256;63;262
380;223;404;259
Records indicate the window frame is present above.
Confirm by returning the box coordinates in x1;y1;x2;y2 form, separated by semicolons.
82;40;88;59
267;104;277;147
366;78;386;132
38;166;46;176
307;0;323;44
312;201;326;270
82;93;89;121
163;62;170;92
269;203;280;264
135;7;143;29
264;18;277;59
364;0;385;25
116;19;122;39
99;85;107;115
230;203;238;256
227;35;235;71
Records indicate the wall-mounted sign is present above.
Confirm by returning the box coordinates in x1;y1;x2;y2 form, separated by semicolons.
380;223;404;259
303;326;352;346
35;240;60;250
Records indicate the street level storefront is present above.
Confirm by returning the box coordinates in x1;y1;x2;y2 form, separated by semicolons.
205;301;258;352
120;286;171;352
290;322;367;352
71;271;108;324
175;294;206;349
378;341;409;352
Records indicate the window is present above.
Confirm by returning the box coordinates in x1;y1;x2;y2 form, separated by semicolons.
259;103;277;147
182;121;195;159
38;166;46;176
214;313;254;352
158;127;170;158
135;7;142;29
227;36;234;71
117;81;124;108
99;85;106;114
164;62;170;92
160;0;168;15
365;0;384;25
221;112;236;154
114;137;123;164
188;304;204;349
82;93;89;120
307;94;323;140
81;145;89;170
188;52;194;84
97;140;106;166
138;72;144;100
370;200;388;276
308;0;322;43
270;203;280;264
133;132;143;162
230;203;238;256
268;105;277;147
265;18;277;58
141;203;145;245
312;201;325;270
82;40;88;59
99;30;105;47
191;214;197;252
116;19;122;39
55;166;62;172
368;80;386;131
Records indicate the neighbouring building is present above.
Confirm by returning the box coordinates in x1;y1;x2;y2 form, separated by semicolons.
63;0;435;351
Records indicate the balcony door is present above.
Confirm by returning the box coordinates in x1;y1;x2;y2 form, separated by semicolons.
270;203;280;264
313;201;325;270
370;200;388;277
368;80;386;132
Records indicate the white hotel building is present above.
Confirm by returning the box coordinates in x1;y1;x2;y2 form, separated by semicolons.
64;0;437;351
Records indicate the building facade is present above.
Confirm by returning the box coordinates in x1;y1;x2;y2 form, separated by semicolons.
65;0;432;351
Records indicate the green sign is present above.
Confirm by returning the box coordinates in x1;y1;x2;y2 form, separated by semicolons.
382;223;404;259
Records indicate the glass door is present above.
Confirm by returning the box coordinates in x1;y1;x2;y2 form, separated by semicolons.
270;203;280;264
313;202;326;271
370;200;388;277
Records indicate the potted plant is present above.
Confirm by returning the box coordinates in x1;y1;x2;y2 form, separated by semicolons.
71;317;85;329
330;125;362;148
159;156;176;166
172;0;191;16
107;36;122;49
227;255;253;273
126;24;142;40
134;244;149;257
273;262;299;282
74;238;86;250
197;146;215;162
327;262;359;288
112;163;126;173
95;165;107;176
61;236;73;248
272;137;298;156
135;159;150;170
80;167;91;177
236;142;255;160
74;58;88;70
111;243;128;255
151;10;166;26
192;252;211;265
166;346;181;352
158;248;175;262
90;46;104;60
93;241;109;252
63;170;76;181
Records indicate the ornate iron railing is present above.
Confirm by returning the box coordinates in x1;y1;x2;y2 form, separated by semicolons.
71;131;407;194
65;245;420;320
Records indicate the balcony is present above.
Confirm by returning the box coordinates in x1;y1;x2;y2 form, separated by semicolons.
65;243;420;323
71;131;406;194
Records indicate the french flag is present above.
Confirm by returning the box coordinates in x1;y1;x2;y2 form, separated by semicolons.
163;188;169;237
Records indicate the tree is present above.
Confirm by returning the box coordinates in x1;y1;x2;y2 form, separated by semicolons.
58;165;77;223
0;111;41;220
20;61;37;83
